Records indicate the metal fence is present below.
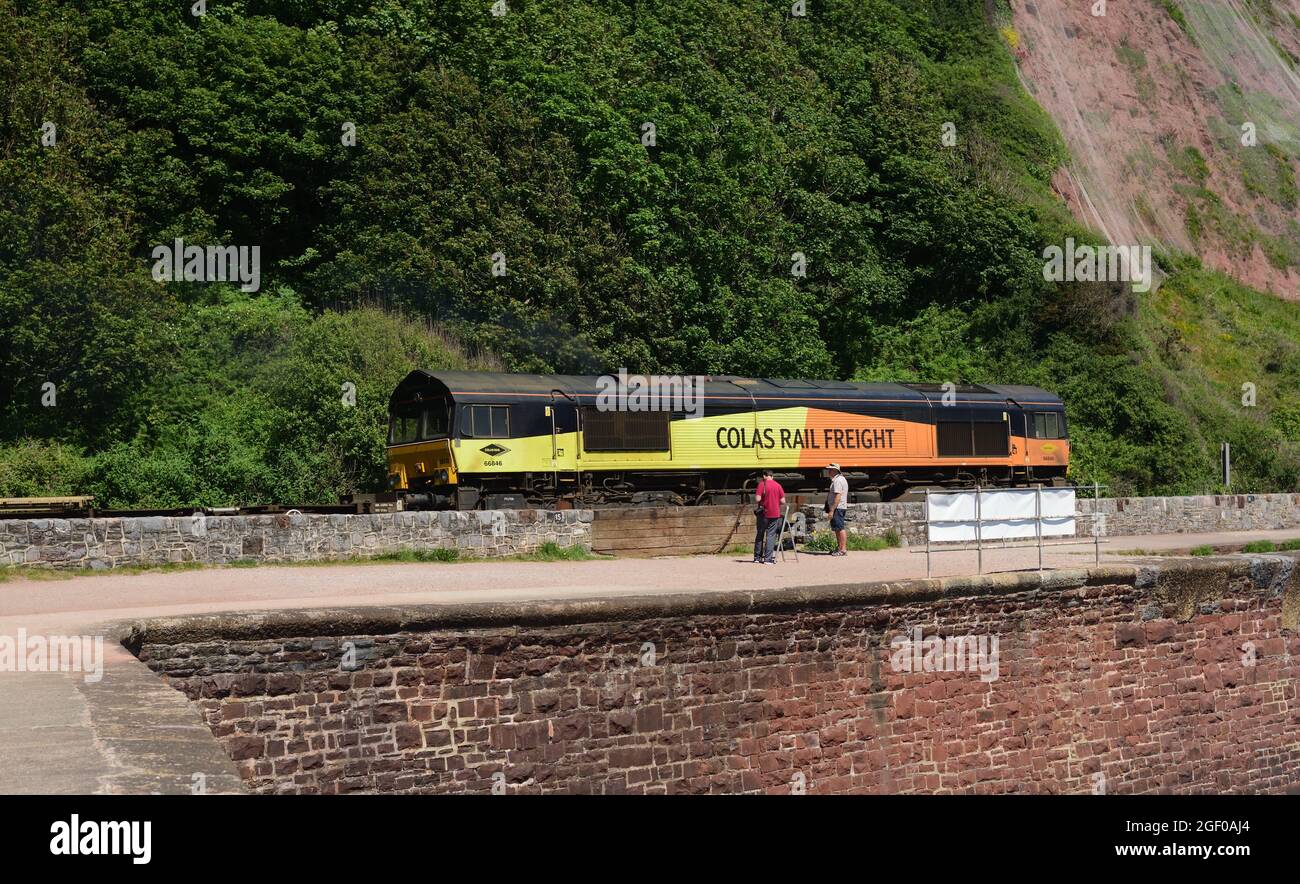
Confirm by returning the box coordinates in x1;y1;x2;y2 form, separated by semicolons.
916;483;1107;577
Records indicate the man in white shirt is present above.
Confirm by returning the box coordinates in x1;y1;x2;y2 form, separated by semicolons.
824;463;849;557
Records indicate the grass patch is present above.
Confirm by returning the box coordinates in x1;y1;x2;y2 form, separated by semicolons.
1114;41;1147;71
1118;538;1300;557
0;566;73;582
0;561;207;581
1235;136;1299;215
0;543;609;578
802;529;901;553
1156;0;1193;37
219;550;465;568
513;542;599;562
1171;145;1210;185
367;548;461;563
1267;34;1297;71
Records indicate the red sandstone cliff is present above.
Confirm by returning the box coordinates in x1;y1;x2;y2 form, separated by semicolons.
1007;0;1300;297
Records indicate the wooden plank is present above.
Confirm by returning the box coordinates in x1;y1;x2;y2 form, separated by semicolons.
592;528;739;544
592;535;739;552
594;535;730;549
591;512;744;527
589;505;752;556
591;522;740;539
595;544;732;557
592;533;736;545
592;506;741;522
592;544;729;557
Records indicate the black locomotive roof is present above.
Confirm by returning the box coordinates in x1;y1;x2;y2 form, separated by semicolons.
392;370;1063;408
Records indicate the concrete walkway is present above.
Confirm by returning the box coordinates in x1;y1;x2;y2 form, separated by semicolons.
2;525;1298;794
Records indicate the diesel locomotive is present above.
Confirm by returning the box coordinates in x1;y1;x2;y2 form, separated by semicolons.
385;371;1069;509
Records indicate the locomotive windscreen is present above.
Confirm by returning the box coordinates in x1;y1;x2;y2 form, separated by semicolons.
388;397;450;444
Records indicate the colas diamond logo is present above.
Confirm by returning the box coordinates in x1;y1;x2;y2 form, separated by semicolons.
479;443;510;456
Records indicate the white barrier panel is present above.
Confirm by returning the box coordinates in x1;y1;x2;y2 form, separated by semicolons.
927;488;1076;542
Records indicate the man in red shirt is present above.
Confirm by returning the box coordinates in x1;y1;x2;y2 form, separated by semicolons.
752;469;787;564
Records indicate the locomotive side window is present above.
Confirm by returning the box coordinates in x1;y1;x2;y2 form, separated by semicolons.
491;406;508;437
1032;412;1062;439
462;404;510;439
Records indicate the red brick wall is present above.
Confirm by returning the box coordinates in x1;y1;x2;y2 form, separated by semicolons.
132;559;1300;794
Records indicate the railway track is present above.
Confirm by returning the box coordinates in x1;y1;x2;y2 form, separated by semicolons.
0;496;395;520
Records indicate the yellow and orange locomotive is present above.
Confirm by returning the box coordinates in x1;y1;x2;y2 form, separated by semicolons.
386;371;1069;509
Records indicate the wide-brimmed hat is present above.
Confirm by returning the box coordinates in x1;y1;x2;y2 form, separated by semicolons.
826;463;841;472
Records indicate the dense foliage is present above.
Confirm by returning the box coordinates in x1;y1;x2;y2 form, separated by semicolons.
1;0;1297;505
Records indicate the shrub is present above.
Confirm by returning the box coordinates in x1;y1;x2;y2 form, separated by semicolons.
0;440;94;498
802;530;899;552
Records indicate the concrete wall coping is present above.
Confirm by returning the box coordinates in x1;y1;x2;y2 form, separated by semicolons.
117;555;1298;649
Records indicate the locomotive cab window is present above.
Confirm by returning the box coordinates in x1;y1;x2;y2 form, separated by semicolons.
461;404;510;439
389;397;451;444
389;413;421;445
1032;412;1062;439
423;399;451;439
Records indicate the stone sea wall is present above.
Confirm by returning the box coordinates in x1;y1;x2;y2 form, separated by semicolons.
0;510;592;570
2;493;1296;569
129;557;1300;794
801;493;1300;545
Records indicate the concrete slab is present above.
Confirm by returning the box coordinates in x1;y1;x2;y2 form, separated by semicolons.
0;618;243;794
0;673;101;794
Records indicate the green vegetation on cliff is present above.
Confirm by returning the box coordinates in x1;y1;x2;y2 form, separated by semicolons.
1;0;1296;504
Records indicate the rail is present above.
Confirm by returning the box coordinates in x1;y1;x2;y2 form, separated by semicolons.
0;497;397;520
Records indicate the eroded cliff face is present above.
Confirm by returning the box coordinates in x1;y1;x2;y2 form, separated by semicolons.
1007;0;1300;297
